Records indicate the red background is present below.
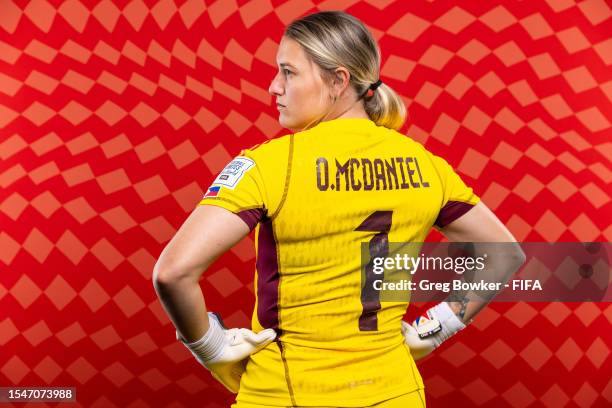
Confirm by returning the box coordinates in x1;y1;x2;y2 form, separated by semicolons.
1;0;611;407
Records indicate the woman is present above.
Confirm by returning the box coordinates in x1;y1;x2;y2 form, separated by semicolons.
153;11;525;408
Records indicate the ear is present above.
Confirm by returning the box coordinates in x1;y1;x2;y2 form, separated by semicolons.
332;67;351;96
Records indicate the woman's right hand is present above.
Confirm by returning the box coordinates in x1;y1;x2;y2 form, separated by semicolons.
401;320;437;361
401;302;466;361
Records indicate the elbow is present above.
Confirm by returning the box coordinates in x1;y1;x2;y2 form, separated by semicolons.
514;244;527;268
495;243;526;284
152;262;192;293
152;263;173;294
508;243;526;272
152;263;169;288
152;250;209;295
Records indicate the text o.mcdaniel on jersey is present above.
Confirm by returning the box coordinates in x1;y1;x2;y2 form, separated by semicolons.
316;156;431;192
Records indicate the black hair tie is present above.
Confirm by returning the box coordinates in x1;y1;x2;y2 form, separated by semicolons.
369;79;383;91
359;79;383;100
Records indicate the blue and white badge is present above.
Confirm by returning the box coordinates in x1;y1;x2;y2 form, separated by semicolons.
413;315;442;339
212;156;255;189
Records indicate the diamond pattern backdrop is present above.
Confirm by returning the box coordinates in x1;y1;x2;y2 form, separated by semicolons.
0;0;611;407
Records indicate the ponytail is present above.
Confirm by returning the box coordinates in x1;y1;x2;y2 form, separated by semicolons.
363;82;407;130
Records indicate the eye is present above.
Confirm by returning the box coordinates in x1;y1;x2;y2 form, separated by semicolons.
282;68;293;76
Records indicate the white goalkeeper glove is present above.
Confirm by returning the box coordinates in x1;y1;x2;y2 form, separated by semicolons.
401;302;466;361
177;312;276;393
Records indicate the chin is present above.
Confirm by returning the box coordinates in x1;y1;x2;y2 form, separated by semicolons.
279;115;298;131
279;112;315;131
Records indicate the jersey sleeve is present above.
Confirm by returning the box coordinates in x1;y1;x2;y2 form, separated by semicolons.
428;152;481;228
198;149;267;230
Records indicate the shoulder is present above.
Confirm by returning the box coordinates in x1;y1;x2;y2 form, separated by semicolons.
240;133;293;162
380;128;454;178
380;125;431;154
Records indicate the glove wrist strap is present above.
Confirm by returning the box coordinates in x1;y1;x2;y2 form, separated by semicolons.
179;312;226;365
427;302;466;345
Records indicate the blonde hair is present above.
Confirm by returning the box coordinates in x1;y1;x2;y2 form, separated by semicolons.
285;11;407;131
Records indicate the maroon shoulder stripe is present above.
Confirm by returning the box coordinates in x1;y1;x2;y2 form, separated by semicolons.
435;201;476;228
236;208;265;231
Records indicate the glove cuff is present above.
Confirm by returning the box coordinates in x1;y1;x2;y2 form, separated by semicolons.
179;312;227;365
427;302;466;344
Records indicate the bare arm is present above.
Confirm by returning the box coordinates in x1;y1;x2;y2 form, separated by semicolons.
440;201;526;323
152;205;250;342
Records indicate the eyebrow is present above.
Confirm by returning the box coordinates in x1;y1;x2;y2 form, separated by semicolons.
279;62;297;69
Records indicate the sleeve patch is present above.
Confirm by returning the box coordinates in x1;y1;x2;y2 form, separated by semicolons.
212;156;255;189
203;185;221;198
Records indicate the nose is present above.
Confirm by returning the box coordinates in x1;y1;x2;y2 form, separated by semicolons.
268;72;284;96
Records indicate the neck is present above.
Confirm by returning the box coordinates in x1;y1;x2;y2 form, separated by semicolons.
329;95;369;120
297;96;369;132
335;105;369;120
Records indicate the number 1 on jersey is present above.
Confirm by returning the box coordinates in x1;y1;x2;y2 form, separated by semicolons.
355;211;393;331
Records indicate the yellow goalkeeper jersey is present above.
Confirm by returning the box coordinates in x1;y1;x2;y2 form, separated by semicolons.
199;117;480;406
